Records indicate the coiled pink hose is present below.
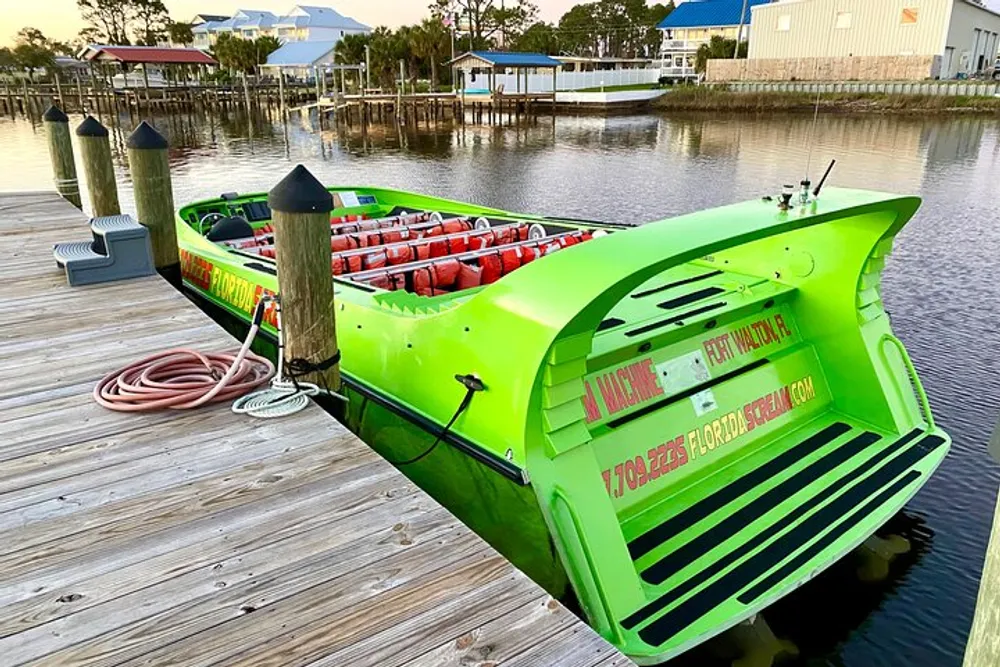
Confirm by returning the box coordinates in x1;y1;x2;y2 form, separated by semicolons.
93;313;275;412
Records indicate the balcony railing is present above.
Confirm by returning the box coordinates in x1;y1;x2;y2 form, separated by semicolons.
660;39;704;52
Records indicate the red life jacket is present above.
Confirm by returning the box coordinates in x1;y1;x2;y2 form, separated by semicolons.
428;239;449;258
331;236;357;253
479;254;502;284
442;219;467;235
386;246;413;265
413;266;434;294
382;229;403;244
364;251;387;270
449;235;469;255
368;273;391;290
469;233;492;251
433;259;461;288
457;263;482;290
500;247;522;274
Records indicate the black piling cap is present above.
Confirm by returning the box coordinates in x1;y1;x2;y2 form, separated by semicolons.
268;165;333;214
76;115;108;138
42;106;68;123
126;121;168;150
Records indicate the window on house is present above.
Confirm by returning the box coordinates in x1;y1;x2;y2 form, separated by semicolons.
835;11;852;29
777;15;791;31
901;7;918;24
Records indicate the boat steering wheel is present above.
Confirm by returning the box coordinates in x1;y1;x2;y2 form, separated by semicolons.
199;212;226;235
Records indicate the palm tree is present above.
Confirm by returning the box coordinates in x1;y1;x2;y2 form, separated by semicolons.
411;19;449;92
367;27;400;90
335;33;369;66
393;26;419;89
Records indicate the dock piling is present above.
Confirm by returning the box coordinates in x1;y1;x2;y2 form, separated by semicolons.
76;115;120;217
127;121;179;279
42;105;82;209
267;164;340;392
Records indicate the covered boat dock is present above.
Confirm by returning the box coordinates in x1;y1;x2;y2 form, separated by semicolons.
448;51;560;109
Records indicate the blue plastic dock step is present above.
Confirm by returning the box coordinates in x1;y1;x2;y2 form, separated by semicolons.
53;214;155;286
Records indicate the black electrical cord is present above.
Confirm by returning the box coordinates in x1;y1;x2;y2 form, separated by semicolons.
386;373;485;466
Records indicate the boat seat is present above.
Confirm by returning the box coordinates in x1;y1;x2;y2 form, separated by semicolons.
240;200;272;222
362;229;593;295
53;214;155;287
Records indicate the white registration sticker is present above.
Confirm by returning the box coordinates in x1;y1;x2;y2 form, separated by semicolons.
655;350;711;395
691;388;718;416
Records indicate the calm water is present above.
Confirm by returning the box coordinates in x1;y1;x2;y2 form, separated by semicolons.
2;107;999;666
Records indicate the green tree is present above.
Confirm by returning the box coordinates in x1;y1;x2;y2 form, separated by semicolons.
77;0;132;44
411;18;450;90
15;27;48;47
335;32;370;65
646;2;674;56
167;21;194;46
695;35;745;73
74;27;103;51
213;33;281;74
131;0;169;45
513;21;558;54
0;47;17;76
13;27;72;55
13;43;55;81
557;3;599;56
555;0;671;58
431;0;537;46
366;27;404;90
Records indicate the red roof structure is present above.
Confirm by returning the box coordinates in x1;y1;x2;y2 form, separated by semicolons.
82;46;217;66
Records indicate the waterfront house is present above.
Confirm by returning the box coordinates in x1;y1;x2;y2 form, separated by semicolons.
718;0;1000;81
190;14;229;26
192;5;370;49
657;0;772;80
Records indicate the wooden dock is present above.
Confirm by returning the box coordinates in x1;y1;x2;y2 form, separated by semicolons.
0;190;634;667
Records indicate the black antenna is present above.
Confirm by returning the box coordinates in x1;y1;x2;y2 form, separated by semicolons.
813;159;836;197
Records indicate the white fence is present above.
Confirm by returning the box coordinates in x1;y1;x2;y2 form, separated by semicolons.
725;80;1000;97
490;68;661;93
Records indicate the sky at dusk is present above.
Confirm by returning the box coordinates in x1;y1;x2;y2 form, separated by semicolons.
0;0;584;47
7;0;1000;48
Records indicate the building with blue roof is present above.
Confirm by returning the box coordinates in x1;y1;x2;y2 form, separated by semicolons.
447;52;561;96
656;0;772;80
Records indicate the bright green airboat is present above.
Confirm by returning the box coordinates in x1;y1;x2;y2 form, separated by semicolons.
176;182;950;663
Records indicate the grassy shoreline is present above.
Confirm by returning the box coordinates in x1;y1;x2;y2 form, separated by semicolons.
654;86;1000;113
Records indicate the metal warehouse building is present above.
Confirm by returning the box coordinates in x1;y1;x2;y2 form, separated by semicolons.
712;0;1000;81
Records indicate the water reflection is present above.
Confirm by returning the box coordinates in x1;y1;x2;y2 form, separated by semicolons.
2;108;1000;667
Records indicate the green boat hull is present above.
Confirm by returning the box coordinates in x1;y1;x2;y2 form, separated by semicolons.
176;185;950;663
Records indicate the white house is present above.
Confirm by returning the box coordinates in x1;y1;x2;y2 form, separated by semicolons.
657;0;772;79
192;5;370;48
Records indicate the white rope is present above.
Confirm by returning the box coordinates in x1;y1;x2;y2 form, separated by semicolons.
231;379;319;418
232;294;346;419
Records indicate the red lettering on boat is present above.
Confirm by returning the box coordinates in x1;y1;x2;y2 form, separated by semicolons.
581;380;602;423
617;369;637;407
596;375;620;414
